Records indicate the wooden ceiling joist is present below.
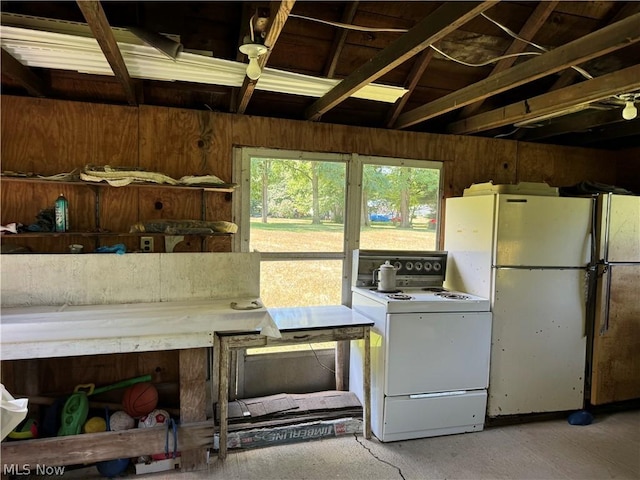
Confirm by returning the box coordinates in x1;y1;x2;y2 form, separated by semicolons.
447;64;640;135
547;2;640;93
395;12;640;130
235;0;296;114
323;1;359;79
1;48;48;97
385;47;436;128
559;117;640;146
76;0;137;106
457;1;559;118
304;1;497;122
516;108;625;142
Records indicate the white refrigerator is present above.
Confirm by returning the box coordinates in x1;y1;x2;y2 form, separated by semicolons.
444;194;593;416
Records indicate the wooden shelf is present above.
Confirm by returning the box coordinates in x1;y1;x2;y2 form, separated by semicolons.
1;231;232;239
0;175;237;193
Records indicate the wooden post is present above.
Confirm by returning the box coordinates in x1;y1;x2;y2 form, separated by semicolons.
179;348;208;471
335;340;349;390
217;337;231;459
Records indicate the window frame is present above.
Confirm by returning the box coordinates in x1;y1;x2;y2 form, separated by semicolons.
233;147;443;306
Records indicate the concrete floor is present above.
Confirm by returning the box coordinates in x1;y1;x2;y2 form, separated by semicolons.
43;409;639;480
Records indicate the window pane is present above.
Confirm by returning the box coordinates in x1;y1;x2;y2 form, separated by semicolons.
360;164;440;251
259;260;343;308
250;158;346;253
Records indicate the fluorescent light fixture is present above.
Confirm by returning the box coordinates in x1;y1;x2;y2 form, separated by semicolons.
0;17;408;104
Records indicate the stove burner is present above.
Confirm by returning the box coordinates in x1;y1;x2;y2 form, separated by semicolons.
434;292;470;300
386;293;413;300
421;287;446;292
374;289;402;294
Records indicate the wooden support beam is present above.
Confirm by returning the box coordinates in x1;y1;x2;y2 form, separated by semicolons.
1;48;48;97
395;13;640;130
77;0;137;106
385;46;436;128
179;348;208;471
447;64;640;134
236;0;296;114
547;1;640;92
305;1;497;121
516;108;624;142
1;421;214;467
458;1;558;118
560;117;640;146
323;1;360;79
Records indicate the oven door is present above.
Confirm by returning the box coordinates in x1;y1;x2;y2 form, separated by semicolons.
385;312;492;395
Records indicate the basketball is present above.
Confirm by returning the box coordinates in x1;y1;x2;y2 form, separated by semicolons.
109;410;135;431
122;383;158;418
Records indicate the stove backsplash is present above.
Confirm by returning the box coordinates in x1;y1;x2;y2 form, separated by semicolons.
352;249;448;288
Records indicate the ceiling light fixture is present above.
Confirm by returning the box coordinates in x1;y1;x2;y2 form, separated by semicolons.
622;100;637;120
239;43;268;80
617;93;639;121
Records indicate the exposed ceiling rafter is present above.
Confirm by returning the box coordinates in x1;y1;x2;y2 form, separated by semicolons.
447;64;640;134
547;1;640;93
236;0;296;114
304;1;497;122
323;1;359;79
1;47;48;97
385;46;436;128
76;0;137;105
395;12;640;130
515;108;625;142
457;0;559;118
558;117;640;146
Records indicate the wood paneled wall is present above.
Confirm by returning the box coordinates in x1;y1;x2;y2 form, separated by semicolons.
0;95;627;406
2;95;620;211
617;147;640;193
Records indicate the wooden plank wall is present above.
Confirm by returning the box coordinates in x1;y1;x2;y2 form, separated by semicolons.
617;147;640;193
0;95;623;401
2;96;621;245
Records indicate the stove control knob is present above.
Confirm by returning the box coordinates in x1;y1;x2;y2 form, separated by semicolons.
405;261;414;271
433;262;442;271
424;262;432;271
414;262;423;271
393;261;402;270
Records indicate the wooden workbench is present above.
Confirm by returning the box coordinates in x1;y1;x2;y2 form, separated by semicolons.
216;305;373;460
0;297;279;472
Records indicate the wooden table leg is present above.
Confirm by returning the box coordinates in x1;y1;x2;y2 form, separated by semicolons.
217;337;230;460
363;327;371;439
335;340;348;390
179;348;208;471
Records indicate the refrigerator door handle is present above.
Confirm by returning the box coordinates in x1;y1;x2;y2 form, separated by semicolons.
599;262;611;335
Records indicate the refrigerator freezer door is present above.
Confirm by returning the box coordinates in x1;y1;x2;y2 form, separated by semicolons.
598;194;640;263
590;264;640;404
494;195;592;267
488;268;587;416
385;312;492;396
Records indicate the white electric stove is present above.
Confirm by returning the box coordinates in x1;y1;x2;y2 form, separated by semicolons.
349;250;492;442
352;286;490;313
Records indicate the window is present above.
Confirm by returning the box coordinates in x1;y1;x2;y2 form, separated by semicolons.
236;149;442;307
359;157;441;251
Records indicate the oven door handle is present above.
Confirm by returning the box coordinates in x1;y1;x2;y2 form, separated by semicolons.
409;391;467;399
